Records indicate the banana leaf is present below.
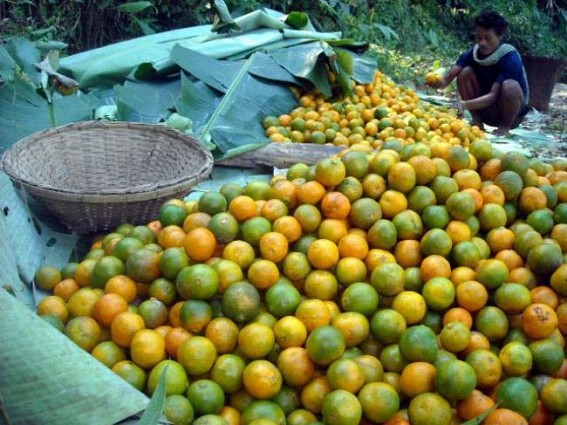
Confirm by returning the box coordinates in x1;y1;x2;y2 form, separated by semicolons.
0;78;103;152
3;37;42;86
115;78;181;123
0;290;149;425
58;25;213;89
175;74;222;131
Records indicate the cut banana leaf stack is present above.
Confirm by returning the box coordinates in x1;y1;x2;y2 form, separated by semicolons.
0;3;375;160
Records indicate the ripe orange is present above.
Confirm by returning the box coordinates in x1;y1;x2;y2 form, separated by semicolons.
408;392;452;425
242;360;282;399
130;329;166;369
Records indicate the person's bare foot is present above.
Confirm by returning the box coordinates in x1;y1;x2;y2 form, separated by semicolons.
471;121;485;131
494;127;511;137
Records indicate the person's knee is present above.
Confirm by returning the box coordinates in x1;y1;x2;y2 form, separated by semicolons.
457;66;475;83
500;79;523;100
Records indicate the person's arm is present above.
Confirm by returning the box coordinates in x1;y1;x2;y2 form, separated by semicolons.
428;65;462;89
458;82;500;111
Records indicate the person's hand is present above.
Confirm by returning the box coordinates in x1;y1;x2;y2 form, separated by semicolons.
451;99;466;117
425;71;446;89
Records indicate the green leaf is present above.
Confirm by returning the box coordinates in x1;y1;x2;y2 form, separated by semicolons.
115;79;180;123
285;11;309;29
269;42;332;97
0;43;17;82
4;37;42;85
117;1;152;14
335;48;354;75
374;23;399;41
58;25;213;89
35;41;69;52
198;52;297;155
176;74;222;131
139;365;168;425
171;45;243;93
0;79;102;152
0;291;149;424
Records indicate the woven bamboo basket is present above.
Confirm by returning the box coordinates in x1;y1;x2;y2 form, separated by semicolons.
0;121;214;234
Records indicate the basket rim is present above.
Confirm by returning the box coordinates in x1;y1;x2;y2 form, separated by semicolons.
0;120;214;200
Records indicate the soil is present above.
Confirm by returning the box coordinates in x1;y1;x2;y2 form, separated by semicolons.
520;82;567;160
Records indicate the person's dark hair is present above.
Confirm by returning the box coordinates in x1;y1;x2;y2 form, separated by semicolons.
474;10;508;37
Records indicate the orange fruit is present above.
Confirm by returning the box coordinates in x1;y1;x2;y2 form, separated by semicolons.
222;281;261;324
407;392;452;425
465;349;502;388
93;293;129;328
104;275;137;303
332;311;370;348
34;265;62;291
474;306;509;342
179;299;212;334
53;278;80;302
37;295;69;324
277;346;316;388
422;276;455;311
483;408;528;425
184;227;217;262
242;360;282;400
435;359;476;401
238;322;275;359
420;255;451;282
439;321;471;353
246;258;280;290
499;341;533;376
164;326;192;359
110;311;146;347
398;325;438;363
540;378;567;415
125;248;161;284
529;338;564;375
198;191;228;215
321;389;362;425
326;357;365;393
147;359;188;396
273;316;307;349
522;303;558;339
64;316;102;352
240;400;286;425
211;353;246;394
178;335;217;376
183;211;211;232
391;291;427;325
305;325;345;366
67;287;102;318
303;269;339;301
399;362;436;398
156;225;186;249
315;157;346;187
307;239;339;270
229;195;258;222
496;377;538;419
258;232;289;263
112;355;149;391
130;328;166;369
358;382;400;423
456;389;495;421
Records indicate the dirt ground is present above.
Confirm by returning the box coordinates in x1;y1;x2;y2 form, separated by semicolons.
521;82;567;159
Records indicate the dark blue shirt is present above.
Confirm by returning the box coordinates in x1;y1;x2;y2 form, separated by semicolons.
456;46;529;99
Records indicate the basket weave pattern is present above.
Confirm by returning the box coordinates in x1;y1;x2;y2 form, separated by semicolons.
1;121;214;234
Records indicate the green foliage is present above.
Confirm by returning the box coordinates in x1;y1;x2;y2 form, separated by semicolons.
1;0;564;85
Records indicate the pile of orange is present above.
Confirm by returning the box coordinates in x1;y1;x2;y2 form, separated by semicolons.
263;70;484;152
33;91;567;424
34;139;567;425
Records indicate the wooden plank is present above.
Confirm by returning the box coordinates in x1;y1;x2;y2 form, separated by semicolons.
215;143;344;169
